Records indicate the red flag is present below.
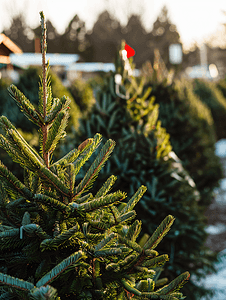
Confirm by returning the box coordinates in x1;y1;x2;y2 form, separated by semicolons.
125;44;135;58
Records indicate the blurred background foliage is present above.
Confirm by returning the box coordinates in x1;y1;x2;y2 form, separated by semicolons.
2;6;194;70
142;76;223;206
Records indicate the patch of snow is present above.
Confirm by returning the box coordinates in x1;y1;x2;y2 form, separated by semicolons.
193;249;226;299
205;223;226;235
213;185;226;204
215;139;226;157
220;179;226;190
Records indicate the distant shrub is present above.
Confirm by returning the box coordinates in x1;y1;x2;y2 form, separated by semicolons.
142;78;222;206
69;78;95;117
193;78;226;140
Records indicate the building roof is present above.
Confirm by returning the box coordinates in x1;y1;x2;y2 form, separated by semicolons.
0;33;22;64
66;62;115;72
66;62;140;76
0;34;22;54
9;53;80;68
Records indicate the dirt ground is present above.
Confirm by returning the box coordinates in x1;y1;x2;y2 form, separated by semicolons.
204;198;226;253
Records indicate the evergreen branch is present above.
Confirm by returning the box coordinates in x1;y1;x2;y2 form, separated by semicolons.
0;161;33;199
20;224;51;240
38;63;53;116
37;166;69;196
125;220;142;242
0;116;44;165
0;115;15;132
40;11;47;115
45;65;53;114
39;12;50;167
72;134;102;180
74;139;116;197
0;181;9;207
9;129;44;169
40;224;79;250
94;232;116;251
94;248;122;257
21;211;31;225
120;185;147;215
65;163;76;194
143;215;175;250
36;250;85;287
39;239;58;252
0;291;14;299
6;198;26;209
0;273;34;291
89;220;111;231
134;266;155;275
77;191;126;212
34;193;68;212
136;278;155;292
121;278;142;296
119;211;136;223
139;292;168;299
95;175;117;198
167;292;184;299
75;193;93;204
0;236;28;251
51;138;93;168
44;96;70;123
155;272;190;295
106;253;138;272
142;254;169;268
93;260;103;290
0;224;15;231
144;249;159;258
118;236;143;254
44;97;59;123
0;228;19;238
38;127;44;159
138;234;151;248
29;285;58;300
35;259;49;280
109;205;121;223
7;84;42;126
45;110;69;154
0;135;32;169
23;168;32;189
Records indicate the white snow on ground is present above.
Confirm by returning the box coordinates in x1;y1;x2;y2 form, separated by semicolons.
195;139;226;299
205;223;226;235
194;250;226;299
219;178;226;190
215;139;226;158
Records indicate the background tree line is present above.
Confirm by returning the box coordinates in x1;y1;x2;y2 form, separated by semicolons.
3;6;195;69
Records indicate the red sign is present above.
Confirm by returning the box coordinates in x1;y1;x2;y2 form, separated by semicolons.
125;44;135;58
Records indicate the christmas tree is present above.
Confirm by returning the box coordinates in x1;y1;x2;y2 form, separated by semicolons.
141;59;223;207
61;42;217;299
0;12;190;300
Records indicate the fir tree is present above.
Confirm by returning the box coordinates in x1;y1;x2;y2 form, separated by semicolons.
60;42;217;299
141;59;223;206
0;12;190;300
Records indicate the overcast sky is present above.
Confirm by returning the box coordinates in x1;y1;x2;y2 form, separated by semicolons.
0;0;226;49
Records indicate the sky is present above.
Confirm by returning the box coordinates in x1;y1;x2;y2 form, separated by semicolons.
0;0;226;50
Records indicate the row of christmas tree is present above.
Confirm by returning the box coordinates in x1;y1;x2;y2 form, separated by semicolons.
1;11;226;299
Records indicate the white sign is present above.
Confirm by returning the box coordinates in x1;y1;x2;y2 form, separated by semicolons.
169;44;182;64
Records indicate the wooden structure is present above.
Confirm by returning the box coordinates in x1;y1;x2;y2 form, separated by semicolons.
0;33;22;65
